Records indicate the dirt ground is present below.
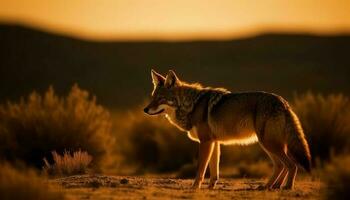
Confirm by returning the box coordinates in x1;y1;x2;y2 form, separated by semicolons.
53;175;322;200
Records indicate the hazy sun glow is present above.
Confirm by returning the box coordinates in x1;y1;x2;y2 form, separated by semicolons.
0;0;349;40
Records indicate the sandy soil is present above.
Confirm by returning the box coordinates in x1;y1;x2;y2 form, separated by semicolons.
53;175;322;200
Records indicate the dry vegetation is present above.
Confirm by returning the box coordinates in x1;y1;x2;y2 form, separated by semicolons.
43;150;93;176
0;164;67;200
0;87;349;199
53;175;321;200
292;92;350;164
322;155;350;199
0;85;114;170
112;109;196;174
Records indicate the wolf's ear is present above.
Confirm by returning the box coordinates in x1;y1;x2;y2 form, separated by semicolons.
151;69;165;86
165;70;180;88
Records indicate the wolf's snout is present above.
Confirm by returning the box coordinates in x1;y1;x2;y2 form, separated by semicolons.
143;107;149;114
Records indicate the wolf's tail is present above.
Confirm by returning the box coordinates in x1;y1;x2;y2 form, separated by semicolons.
285;110;312;173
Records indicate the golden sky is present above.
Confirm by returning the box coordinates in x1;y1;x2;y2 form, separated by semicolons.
0;0;349;41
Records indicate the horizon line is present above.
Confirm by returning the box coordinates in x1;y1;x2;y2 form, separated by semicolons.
1;21;350;42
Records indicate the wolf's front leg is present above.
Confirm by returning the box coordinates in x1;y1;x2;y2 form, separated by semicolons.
209;142;220;189
191;141;215;189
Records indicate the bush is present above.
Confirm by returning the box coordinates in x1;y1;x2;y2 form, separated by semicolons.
235;160;271;178
114;108;196;173
0;85;114;170
176;162;197;178
0;164;67;200
43;150;92;176
292;92;350;163
322;155;350;200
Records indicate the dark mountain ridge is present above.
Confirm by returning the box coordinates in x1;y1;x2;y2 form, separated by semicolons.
1;24;349;109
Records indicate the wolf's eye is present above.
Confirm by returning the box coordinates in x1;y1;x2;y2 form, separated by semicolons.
158;97;167;103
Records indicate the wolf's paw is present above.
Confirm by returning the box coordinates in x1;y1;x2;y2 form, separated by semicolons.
191;181;201;190
270;185;282;190
256;185;268;190
208;182;217;190
208;178;218;190
281;185;294;190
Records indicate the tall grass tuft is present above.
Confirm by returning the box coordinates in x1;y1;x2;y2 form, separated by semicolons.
43;150;92;176
0;164;67;200
0;85;114;170
292;92;350;163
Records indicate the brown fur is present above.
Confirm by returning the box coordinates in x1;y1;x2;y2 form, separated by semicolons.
144;70;311;190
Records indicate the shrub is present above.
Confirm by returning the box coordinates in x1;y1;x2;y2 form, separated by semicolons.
322;155;350;200
235;160;271;178
0;164;67;200
0;85;114;170
43;150;92;176
292;92;350;163
176;162;197;178
220;144;268;168
114;108;196;173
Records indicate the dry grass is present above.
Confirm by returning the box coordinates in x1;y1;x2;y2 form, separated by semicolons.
44;150;93;176
54;175;322;200
322;155;350;200
292;92;350;163
235;161;271;178
113;108;196;173
0;164;67;200
0;85;114;170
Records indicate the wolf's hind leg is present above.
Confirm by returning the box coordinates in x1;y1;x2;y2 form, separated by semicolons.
259;146;285;190
271;166;288;189
209;142;220;189
273;149;298;190
271;149;289;189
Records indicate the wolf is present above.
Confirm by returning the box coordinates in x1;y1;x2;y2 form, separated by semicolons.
144;69;311;190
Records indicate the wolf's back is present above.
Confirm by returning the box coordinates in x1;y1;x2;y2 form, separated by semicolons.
285;109;312;172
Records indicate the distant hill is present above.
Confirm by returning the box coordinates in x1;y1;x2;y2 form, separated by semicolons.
0;24;350;109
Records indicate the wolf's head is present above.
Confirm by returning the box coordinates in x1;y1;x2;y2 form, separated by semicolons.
144;69;181;115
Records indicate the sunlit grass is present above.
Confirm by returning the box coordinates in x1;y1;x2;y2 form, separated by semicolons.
43;150;93;176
